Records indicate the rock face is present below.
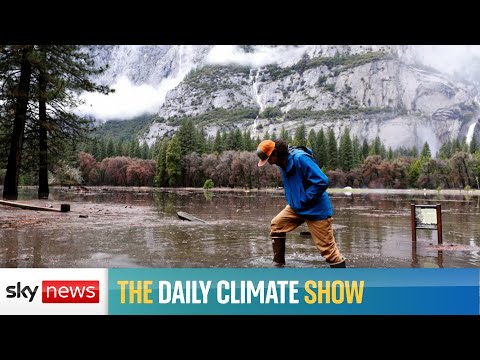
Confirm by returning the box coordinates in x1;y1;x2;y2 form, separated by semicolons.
88;45;480;155
87;45;214;86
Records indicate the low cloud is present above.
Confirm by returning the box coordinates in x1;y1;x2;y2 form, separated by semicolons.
205;45;312;68
414;45;480;74
75;75;179;121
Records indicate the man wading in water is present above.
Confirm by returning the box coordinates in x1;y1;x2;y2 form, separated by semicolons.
256;138;346;268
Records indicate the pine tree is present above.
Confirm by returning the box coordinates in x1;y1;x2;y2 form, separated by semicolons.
176;119;197;156
316;128;327;168
1;45;112;199
420;141;431;159
293;123;307;147
327;128;337;170
35;46;111;197
339;127;353;172
106;138;115;158
90;139;99;160
213;130;223;153
387;146;394;161
197;127;208;155
352;135;361;168
469;136;478;154
371;136;382;156
242;129;253;151
361;138;369;161
307;128;317;150
233;128;243;150
166;135;182;187
116;138;126;157
141;141;150;159
438;139;452;159
128;139;136;158
280;126;289;141
154;138;169;187
1;45;34;200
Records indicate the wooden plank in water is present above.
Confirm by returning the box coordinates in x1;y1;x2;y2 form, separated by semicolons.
0;200;70;212
177;211;206;223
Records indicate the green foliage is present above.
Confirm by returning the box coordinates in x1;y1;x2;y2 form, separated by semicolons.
0;45;113;198
469;136;478;154
166;135;182;187
203;178;214;189
280;126;290;142
6;46;480;192
256;51;392;91
407;158;423;186
154;138;169;187
324;84;336;92
420;142;431;158
49;162;83;186
183;64;250;92
264;64;296;81
175;118;197;157
259;106;283;118
284;107;388;121
316;75;327;87
316;128;328;168
293;124;307;147
339;127;353;171
168;107;258;127
93;114;154;142
327;128;338;170
293;51;391;74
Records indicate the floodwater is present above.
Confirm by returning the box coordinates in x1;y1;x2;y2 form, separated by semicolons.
1;187;479;268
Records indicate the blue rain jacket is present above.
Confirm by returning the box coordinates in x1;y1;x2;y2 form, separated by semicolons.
279;146;333;221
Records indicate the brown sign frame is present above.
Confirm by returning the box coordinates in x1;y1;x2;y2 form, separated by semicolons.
411;204;443;244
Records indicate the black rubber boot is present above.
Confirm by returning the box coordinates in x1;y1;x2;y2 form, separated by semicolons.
330;259;346;268
271;237;286;267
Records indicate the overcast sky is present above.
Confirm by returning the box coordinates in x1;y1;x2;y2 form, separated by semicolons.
75;45;480;122
412;45;480;75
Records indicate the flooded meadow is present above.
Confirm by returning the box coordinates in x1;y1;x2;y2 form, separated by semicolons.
1;186;479;268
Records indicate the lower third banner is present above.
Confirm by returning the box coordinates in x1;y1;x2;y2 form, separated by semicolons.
107;268;479;315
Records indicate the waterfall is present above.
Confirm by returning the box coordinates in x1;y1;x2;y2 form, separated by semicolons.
250;68;264;138
466;122;476;145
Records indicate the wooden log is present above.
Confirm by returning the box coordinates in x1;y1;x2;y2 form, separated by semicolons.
177;211;206;223
0;200;70;212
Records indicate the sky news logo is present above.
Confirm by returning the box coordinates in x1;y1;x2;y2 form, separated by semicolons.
0;269;107;315
4;280;100;303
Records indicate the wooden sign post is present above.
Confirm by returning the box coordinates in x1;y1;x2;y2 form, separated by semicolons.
411;204;442;244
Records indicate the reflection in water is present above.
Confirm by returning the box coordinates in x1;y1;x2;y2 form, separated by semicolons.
412;241;443;268
0;188;479;268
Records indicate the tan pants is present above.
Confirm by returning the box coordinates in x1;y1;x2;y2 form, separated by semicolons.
270;205;345;265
